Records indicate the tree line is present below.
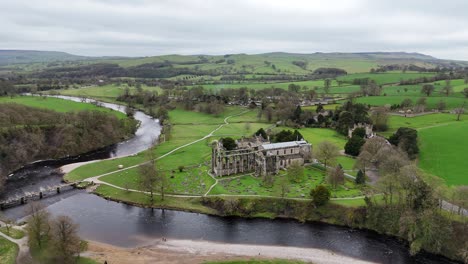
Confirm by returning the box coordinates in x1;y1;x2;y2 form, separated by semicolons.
0;103;137;189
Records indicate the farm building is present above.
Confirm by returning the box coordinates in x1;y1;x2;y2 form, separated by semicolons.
211;137;312;177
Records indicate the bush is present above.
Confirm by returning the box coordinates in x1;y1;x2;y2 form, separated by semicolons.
355;170;365;184
310;185;331;206
344;135;365;156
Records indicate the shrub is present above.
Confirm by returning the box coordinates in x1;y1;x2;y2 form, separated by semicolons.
310;185;331;206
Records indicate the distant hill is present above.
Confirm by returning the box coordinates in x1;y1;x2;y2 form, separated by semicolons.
99;52;468;74
2;50;467;74
0;50;89;66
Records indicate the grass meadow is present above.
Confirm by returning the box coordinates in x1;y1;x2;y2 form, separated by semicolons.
0;95;126;118
0;236;18;264
418;120;468;186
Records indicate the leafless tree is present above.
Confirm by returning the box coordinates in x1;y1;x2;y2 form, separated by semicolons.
315;141;340;171
25;202;50;250
138;162;159;206
327;165;345;189
454;101;466;121
50;215;82;263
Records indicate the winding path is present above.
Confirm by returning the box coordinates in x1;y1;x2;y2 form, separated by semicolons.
0;220;31;264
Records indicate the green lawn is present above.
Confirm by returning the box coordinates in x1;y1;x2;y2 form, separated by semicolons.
385;113;466;136
418;121;468;186
0;96;126;118
353;95;466;110
297;128;348;149
101;165;215;195
337;72;435;85
55;84;161;101
0;227;25;239
95;184;215;214
0;236;18;264
209;166;362;199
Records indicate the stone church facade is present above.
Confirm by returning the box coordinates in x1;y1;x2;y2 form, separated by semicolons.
211;137;312;177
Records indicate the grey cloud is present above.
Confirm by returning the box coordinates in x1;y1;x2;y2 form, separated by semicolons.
0;0;467;59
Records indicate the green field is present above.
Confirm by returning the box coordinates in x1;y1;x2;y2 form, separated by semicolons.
297;128;348;149
387;113;464;131
55;84;161;101
66;106;362;200
0;96;126;118
0;236;18;264
337;72;435;85
418;121;468;185
353;95;466;110
209;166;362;198
0;227;25;240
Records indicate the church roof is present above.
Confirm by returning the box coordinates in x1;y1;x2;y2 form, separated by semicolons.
261;140;309;150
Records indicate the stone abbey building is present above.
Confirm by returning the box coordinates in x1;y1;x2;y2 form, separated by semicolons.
211;137;312;177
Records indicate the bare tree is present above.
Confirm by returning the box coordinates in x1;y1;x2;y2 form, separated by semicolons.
315;141;340;171
287;161;304;182
440;80;453;97
454;102;466;121
138;162;159;206
25;202;50;250
49;216;82;263
421;84;435;96
278;175;290;198
356;150;373;174
327;165;345;189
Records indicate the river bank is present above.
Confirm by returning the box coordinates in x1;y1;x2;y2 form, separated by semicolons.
84;239;376;264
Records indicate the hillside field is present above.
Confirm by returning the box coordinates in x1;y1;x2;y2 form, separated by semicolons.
418;120;468;185
0;96;126;118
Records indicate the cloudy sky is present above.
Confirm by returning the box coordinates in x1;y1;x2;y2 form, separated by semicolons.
1;0;468;59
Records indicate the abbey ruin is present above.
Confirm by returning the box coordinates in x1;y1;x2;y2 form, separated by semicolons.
211;137;312;177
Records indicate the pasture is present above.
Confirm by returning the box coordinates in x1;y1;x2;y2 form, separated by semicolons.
0;236;18;264
0;95;126;118
418;121;468;186
209;166;362;198
55;84;161;101
336;72;436;85
353;95;466;109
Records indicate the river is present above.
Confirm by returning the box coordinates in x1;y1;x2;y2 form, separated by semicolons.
0;96;458;264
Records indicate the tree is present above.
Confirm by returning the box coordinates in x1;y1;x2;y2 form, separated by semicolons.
288;83;301;93
352;127;366;138
138;162;159;206
254;128;267;139
49;215;82;263
264;106;274;122
371;107;389;131
462;88;468;98
324;79;332;94
421;84;435;96
355;169;365;184
436;100;446;111
344;135;365;156
26;202;50;250
315;141;340;170
389;127;419;159
336;111;354;135
454;101;466;121
327;165;345;189
316;104;324;113
221;137;236;150
278;175;290;198
401;98;413;108
287;161;304;182
310;185;331;206
440;80;453;96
